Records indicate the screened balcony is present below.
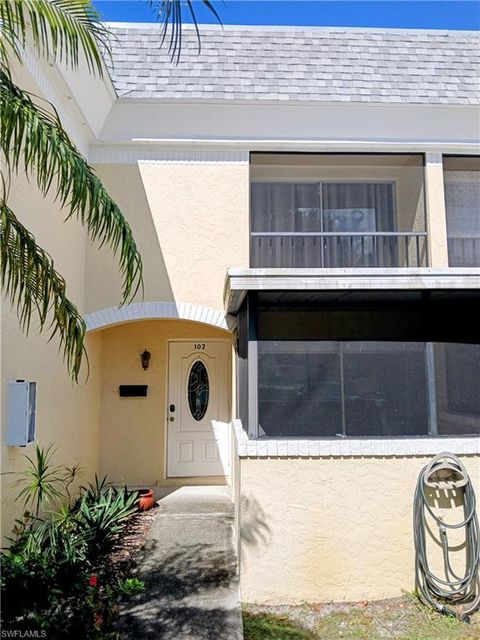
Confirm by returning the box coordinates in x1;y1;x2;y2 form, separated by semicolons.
237;291;480;439
250;154;428;268
444;156;480;267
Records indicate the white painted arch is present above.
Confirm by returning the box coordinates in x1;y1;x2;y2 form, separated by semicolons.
84;302;232;332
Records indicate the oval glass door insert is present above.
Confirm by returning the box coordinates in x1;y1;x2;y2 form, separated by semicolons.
188;360;209;421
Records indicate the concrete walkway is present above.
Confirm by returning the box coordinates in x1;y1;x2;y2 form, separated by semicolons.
118;486;243;640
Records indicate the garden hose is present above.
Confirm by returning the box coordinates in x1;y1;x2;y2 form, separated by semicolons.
413;452;480;621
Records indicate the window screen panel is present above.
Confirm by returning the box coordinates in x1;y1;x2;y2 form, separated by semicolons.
251;182;320;232
444;158;480;266
321;182;394;231
251;183;321;267
253;296;479;438
342;342;428;437
258;341;342;437
258;341;429;438
251;181;398;268
435;343;480;435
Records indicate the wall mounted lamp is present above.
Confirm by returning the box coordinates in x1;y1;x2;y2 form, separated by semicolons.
140;349;151;371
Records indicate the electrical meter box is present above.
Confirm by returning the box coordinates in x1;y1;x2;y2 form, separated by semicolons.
7;381;37;446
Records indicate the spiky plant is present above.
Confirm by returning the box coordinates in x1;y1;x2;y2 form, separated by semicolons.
13;444;64;517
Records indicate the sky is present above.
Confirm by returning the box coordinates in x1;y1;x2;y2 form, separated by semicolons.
93;1;480;30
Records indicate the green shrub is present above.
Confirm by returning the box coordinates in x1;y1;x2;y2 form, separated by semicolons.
76;485;139;558
1;446;143;637
79;474;113;505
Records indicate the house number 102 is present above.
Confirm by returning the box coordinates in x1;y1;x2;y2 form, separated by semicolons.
194;343;206;350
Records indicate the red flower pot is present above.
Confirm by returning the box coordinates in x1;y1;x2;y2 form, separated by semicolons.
138;488;154;511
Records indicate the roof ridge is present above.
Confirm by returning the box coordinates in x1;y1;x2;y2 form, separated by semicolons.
104;21;480;37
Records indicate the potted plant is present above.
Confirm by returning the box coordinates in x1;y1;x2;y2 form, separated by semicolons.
138;489;154;511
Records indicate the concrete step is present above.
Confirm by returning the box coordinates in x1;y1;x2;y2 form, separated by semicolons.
155;486;234;516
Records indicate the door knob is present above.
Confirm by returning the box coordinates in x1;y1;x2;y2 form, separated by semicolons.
169;404;175;412
169;416;175;422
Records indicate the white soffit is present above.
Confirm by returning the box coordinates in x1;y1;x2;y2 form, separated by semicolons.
56;59;116;140
20;48;91;156
93;101;480;159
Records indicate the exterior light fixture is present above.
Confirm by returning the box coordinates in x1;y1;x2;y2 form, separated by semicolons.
140;349;151;371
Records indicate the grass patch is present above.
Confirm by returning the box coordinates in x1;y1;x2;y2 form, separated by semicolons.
243;596;480;640
243;611;316;640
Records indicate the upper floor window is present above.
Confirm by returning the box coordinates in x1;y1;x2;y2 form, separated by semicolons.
250;154;427;269
444;156;480;267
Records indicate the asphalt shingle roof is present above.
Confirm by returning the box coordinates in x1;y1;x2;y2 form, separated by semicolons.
106;24;480;105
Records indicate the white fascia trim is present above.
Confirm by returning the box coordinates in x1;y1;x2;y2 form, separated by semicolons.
224;268;480;312
21;47;91;156
228;267;480;278
84;301;233;332
118;98;478;110
232;421;480;459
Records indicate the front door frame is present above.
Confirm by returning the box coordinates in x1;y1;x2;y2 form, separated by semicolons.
165;338;232;479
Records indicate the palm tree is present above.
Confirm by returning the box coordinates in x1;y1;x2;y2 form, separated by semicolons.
0;0;219;381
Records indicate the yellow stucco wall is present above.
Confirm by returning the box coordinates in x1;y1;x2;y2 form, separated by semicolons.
86;162;250;314
97;319;233;487
0;62;104;541
1;172;102;541
239;455;480;603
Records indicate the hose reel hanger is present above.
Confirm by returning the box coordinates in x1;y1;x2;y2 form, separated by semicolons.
414;452;480;621
424;454;469;490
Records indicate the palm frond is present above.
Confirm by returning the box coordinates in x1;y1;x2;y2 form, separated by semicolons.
0;0;110;75
1;71;143;304
148;0;223;62
0;199;87;380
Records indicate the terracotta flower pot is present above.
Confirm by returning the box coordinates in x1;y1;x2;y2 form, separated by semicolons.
138;488;154;511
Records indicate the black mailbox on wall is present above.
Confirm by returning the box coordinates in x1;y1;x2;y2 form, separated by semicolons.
119;385;148;397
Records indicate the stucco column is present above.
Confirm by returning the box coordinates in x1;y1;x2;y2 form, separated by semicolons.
424;153;449;267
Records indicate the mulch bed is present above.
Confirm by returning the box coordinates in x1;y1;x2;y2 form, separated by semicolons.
100;503;161;580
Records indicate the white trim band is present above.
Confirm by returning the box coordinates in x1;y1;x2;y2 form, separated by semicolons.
85;301;232;332
225;267;480;313
232;421;480;459
90;142;480;164
89;147;250;164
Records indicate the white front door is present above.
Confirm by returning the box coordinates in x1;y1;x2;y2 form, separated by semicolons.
167;341;230;477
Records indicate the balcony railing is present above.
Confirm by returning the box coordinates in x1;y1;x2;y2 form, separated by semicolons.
448;235;480;267
250;232;428;268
